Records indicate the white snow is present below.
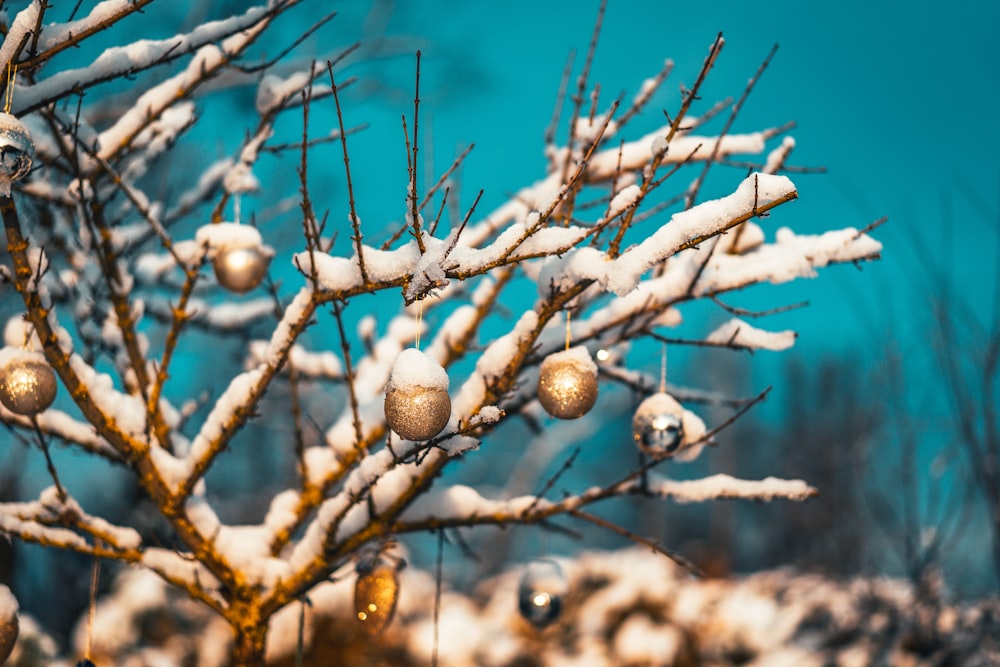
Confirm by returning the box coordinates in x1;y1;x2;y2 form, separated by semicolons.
0;2;40;79
608;184;642;217
647;473;817;503
706;317;797;351
541;344;597;376
387;348;449;391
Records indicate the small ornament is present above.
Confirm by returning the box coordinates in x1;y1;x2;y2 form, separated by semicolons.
537;346;598;420
517;559;567;629
384;348;451;441
0;351;57;416
0;584;18;664
354;560;400;635
0;112;33;194
632;392;685;457
213;245;271;294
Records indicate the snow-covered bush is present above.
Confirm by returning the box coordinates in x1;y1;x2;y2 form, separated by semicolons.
0;1;880;664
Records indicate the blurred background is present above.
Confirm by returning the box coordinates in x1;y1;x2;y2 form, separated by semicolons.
1;0;998;647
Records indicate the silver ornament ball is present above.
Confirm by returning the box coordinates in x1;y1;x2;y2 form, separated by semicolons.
384;384;451;441
537;357;598;420
213;246;271;294
0;112;33;184
518;559;567;629
632;392;685;457
0;358;57;416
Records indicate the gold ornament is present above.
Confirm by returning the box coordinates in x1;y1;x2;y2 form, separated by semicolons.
632;392;685;457
384;349;451;441
354;561;400;635
0;355;57;416
0;614;15;664
537;346;598;419
213;246;271;294
384;384;451;441
0;112;33;186
517;560;567;629
0;585;18;664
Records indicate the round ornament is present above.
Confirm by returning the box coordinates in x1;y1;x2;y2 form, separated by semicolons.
632;392;685;458
537;346;598;420
517;559;567;629
212;245;271;294
0;352;57;416
384;348;451;441
354;560;400;635
0;584;18;664
0;112;34;187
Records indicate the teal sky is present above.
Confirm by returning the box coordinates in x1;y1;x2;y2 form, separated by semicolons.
323;0;999;355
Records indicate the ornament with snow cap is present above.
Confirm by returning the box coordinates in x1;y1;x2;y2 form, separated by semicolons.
0;348;57;417
384;348;451;441
537;346;598;420
0;112;33;195
632;391;685;457
517;559;567;629
0;584;18;664
197;221;274;294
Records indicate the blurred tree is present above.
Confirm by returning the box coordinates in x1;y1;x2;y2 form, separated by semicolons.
0;1;880;664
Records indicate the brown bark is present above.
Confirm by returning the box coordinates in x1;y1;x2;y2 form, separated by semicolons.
230;621;268;667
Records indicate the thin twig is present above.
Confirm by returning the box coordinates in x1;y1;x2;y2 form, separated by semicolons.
568;508;703;577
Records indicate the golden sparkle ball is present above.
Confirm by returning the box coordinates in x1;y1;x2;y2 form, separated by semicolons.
0;357;57;416
384;384;451;441
537;347;598;420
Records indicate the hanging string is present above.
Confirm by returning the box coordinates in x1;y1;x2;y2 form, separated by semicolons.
4;63;17;114
415;301;424;351
85;556;100;661
431;529;443;667
564;311;572;351
233;193;242;225
659;342;667;393
294;598;306;667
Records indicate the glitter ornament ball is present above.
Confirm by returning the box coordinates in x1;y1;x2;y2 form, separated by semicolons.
354;561;400;635
0;112;34;193
0;585;18;664
213;245;271;294
537;346;598;420
384;348;451;441
517;559;567;629
0;353;57;416
632;392;685;457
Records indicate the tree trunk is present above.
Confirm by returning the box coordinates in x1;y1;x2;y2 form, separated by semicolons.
230;620;268;667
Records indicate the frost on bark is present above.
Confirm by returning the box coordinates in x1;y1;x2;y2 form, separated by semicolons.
0;2;880;664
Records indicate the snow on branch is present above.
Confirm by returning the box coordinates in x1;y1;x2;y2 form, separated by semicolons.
647;473;818;503
0;486;142;555
705;317;796;351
